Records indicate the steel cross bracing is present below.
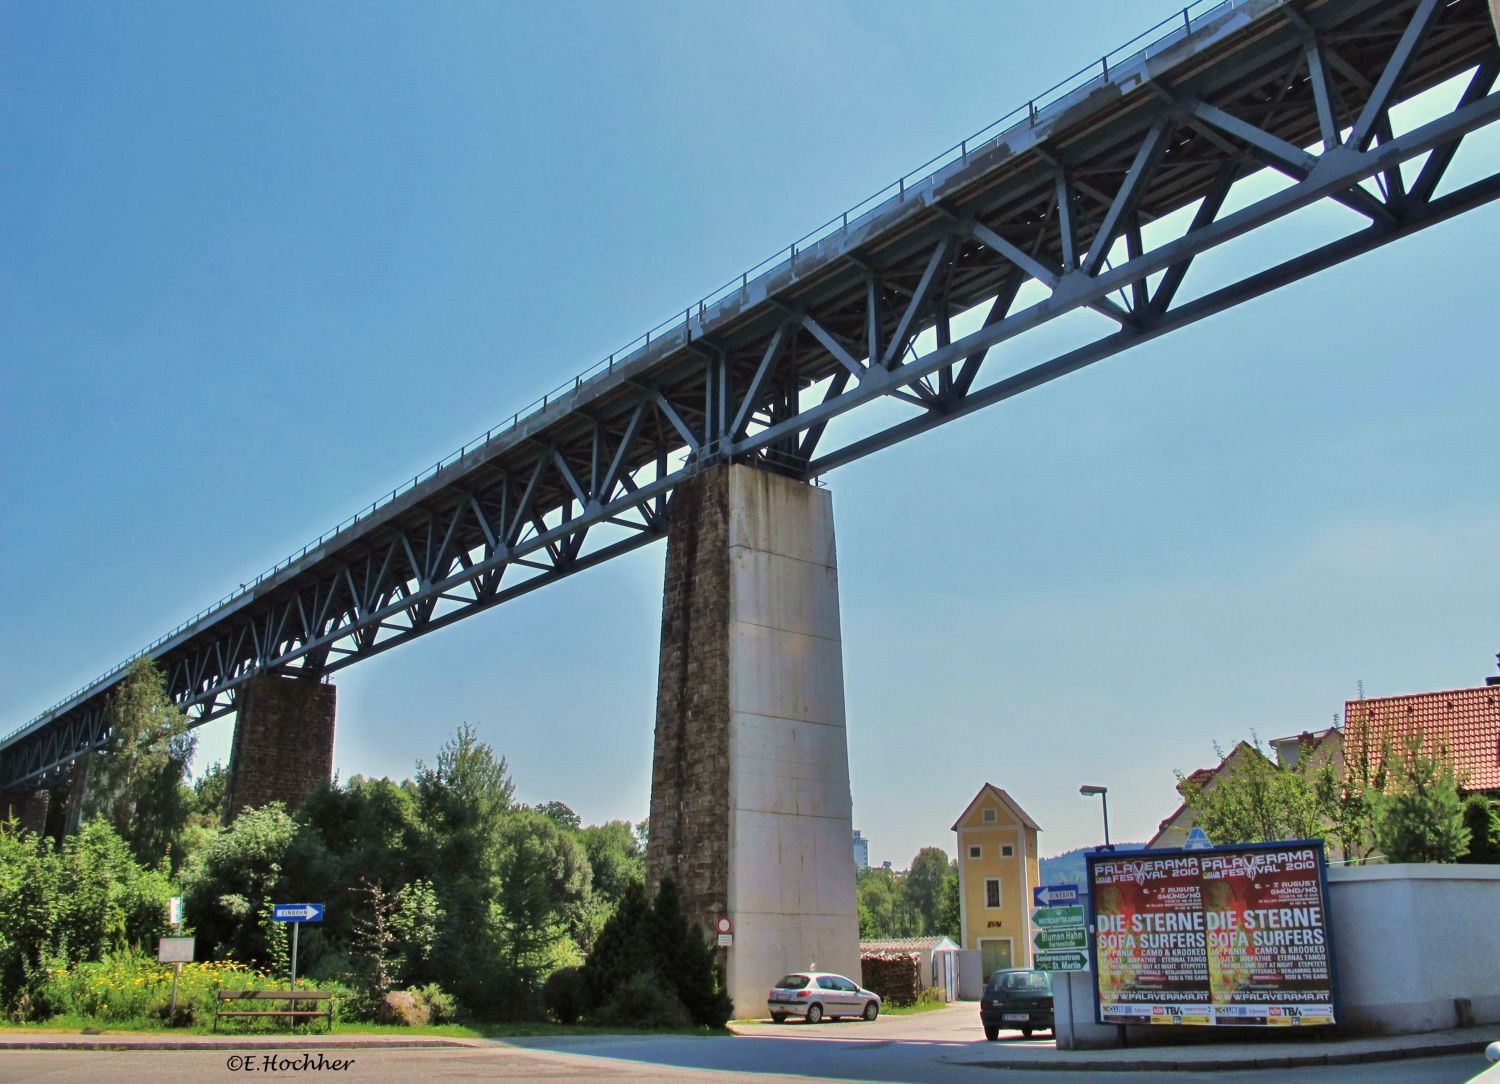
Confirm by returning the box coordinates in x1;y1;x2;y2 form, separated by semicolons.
5;0;1500;789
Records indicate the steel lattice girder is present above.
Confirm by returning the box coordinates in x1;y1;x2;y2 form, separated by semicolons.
5;0;1500;790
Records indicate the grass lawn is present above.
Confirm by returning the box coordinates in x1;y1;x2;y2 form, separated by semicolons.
0;1016;728;1040
881;997;952;1016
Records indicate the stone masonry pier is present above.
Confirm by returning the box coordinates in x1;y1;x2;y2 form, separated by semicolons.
224;673;336;821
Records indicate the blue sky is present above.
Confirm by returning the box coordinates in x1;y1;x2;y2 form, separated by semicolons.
3;2;1498;867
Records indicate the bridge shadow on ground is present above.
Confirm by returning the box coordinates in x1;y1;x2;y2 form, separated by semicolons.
496;1017;1057;1083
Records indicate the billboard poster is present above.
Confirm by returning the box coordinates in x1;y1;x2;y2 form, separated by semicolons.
1087;841;1335;1027
1091;853;1211;1025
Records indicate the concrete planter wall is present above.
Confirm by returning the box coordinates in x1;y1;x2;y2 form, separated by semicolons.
1327;863;1500;1034
1055;862;1500;1049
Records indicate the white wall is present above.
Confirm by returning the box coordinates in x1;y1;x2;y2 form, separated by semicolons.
1327;864;1500;1034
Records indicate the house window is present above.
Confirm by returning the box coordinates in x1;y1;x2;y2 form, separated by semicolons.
982;808;997;823
985;878;1002;908
1002;845;1014;858
969;845;982;859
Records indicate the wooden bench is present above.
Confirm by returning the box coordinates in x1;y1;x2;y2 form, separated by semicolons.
214;989;334;1032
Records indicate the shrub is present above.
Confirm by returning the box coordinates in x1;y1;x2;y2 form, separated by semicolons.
37;951;274;1026
542;966;586;1024
591;972;689;1029
410;982;458;1024
913;985;945;1008
0;819;173;1016
375;990;429;1027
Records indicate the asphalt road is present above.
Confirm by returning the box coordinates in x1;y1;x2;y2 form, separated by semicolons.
0;1006;1491;1084
0;1044;1487;1084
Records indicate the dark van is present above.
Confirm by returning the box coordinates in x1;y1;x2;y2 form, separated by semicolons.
980;968;1054;1040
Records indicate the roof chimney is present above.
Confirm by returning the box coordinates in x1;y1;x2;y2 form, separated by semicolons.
1488;653;1500;687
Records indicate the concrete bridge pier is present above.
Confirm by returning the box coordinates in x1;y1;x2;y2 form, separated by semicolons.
647;464;859;1018
224;673;336;822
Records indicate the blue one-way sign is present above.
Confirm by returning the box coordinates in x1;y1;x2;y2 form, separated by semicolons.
272;903;325;923
1033;884;1080;908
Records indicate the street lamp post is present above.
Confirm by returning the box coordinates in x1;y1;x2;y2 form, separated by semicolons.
1079;785;1110;848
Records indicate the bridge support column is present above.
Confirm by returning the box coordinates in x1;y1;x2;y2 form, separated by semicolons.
647;464;859;1018
63;755;90;835
224;674;336;822
0;789;48;834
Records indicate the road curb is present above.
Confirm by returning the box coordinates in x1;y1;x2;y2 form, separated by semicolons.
0;1037;479;1052
953;1036;1493;1072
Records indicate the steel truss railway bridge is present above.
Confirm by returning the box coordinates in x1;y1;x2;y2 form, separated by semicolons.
5;0;1500;793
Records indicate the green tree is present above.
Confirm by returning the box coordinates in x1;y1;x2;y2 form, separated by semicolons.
54;819;173;962
188;762;229;822
413;727;517;1015
536;802;581;832
181;803;300;963
578;821;644;904
1459;795;1500;864
904;847;950;935
492;810;591;985
889;876;923;937
1327;696;1393;861
80;657;196;868
1372;734;1470;863
1179;738;1326;846
416;724;515;837
856;868;895;938
389;879;444;981
0;821;54;1010
937;864;961;942
349;878;398;1000
574;820;646;952
285;775;427;951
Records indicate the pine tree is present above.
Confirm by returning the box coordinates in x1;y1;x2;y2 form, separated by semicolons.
1458;795;1500;864
651;878;731;1028
580;880;654;1009
1372;734;1470;863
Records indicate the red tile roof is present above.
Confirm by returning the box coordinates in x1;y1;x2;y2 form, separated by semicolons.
1345;685;1500;792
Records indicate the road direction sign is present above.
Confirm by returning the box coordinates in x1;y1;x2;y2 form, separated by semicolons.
1034;927;1088;951
1184;826;1212;850
1033;884;1080;907
1031;905;1086;929
272;903;325;923
1034;950;1089;972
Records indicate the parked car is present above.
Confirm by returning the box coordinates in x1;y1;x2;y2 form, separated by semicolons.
980;968;1054;1040
767;972;882;1023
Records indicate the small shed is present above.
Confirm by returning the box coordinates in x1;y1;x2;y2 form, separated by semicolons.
858;936;962;1002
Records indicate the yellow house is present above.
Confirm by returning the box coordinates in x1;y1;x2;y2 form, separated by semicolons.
951;783;1041;979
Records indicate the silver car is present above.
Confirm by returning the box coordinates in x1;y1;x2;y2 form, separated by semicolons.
767;972;881;1023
